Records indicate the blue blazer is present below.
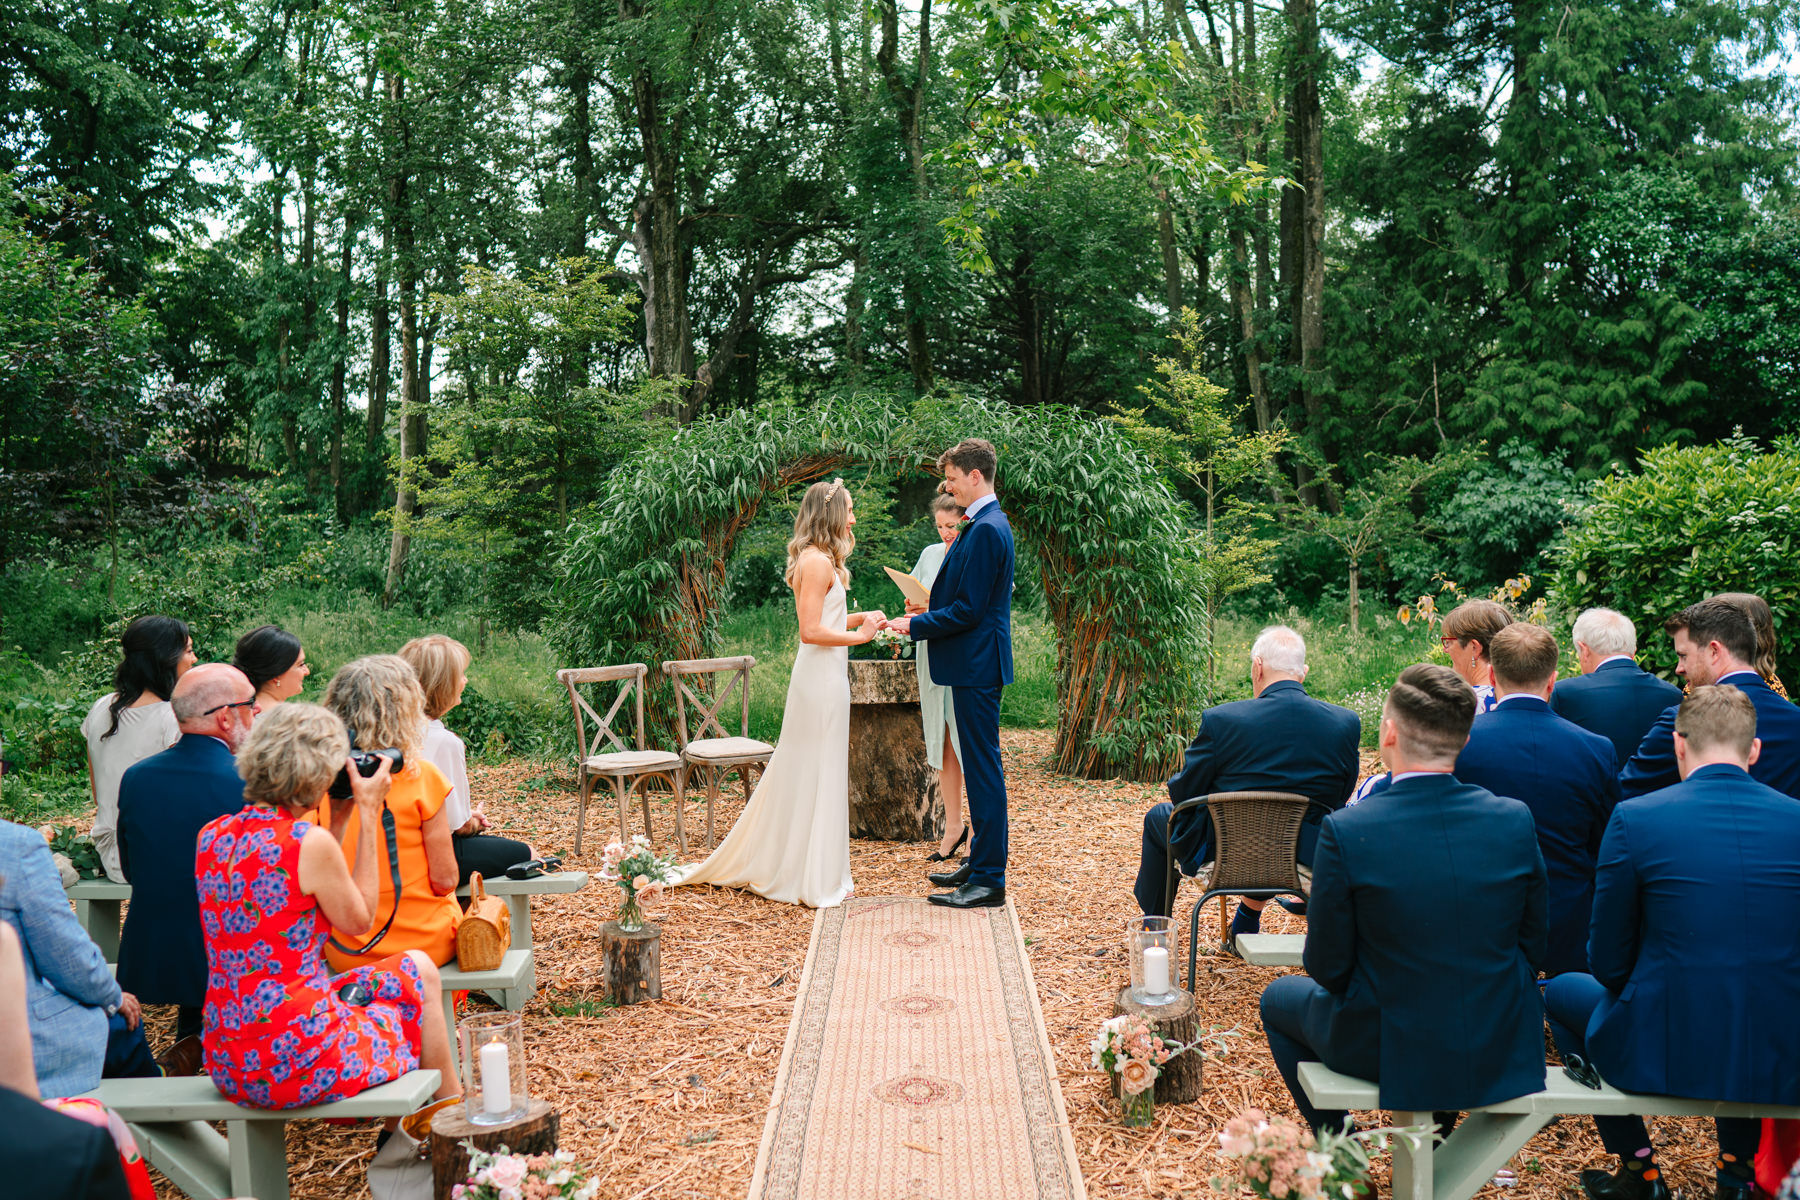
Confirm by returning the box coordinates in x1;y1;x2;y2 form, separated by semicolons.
0;820;121;1099
1583;763;1800;1103
1167;679;1360;868
909;500;1014;688
1549;658;1683;768
117;734;246;1006
1302;774;1548;1112
1620;671;1800;799
1454;697;1620;976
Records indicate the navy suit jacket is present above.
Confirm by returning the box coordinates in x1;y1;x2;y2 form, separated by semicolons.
1619;671;1800;799
910;500;1014;688
116;734;246;1006
1550;658;1683;768
1584;764;1800;1103
1167;680;1360;868
1454;697;1620;976
1302;774;1549;1112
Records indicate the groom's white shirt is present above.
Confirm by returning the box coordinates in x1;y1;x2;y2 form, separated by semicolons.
963;493;997;519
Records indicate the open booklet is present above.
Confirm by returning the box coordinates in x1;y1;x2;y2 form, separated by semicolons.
882;565;931;607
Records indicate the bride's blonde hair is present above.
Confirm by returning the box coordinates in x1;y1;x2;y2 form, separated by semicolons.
784;478;853;589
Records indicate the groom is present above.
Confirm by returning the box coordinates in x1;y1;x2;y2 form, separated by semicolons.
888;438;1015;909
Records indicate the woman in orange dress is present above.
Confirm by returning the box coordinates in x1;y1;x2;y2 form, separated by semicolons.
314;655;460;973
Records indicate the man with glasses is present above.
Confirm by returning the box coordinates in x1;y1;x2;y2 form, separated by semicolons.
115;663;261;1075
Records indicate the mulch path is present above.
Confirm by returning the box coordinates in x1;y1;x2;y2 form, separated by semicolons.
144;732;1728;1199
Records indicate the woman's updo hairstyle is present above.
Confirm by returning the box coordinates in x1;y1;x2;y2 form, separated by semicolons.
104;615;191;738
233;625;304;695
784;478;854;589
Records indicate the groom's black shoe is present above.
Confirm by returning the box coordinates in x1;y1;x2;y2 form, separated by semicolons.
927;863;972;888
928;884;1006;909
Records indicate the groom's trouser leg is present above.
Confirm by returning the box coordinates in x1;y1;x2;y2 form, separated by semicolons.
952;684;1007;889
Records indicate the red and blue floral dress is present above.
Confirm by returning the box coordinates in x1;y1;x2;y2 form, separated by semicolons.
197;806;427;1109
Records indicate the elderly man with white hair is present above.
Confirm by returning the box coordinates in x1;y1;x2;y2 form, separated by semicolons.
1549;608;1683;767
1134;626;1361;948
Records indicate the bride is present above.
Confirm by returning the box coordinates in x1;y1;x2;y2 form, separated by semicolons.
675;478;885;907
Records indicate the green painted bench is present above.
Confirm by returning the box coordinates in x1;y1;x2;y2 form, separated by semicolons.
81;1069;440;1200
1235;932;1305;966
439;948;533;1075
1298;1061;1800;1200
65;878;131;962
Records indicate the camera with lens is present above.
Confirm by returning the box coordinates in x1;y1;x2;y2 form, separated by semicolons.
328;747;405;800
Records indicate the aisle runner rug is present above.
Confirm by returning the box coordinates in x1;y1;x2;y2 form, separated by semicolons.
749;897;1086;1200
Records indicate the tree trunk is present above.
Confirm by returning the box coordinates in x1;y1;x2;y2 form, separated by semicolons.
1348;558;1361;636
1111;989;1204;1105
383;63;418;609
431;1101;559;1199
877;0;935;391
1157;188;1183;317
1286;0;1335;511
1227;220;1273;433
329;205;356;521
602;921;662;1004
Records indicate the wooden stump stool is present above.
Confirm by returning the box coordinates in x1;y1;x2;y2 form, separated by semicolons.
602;920;661;1004
430;1098;559;1198
1111;987;1203;1104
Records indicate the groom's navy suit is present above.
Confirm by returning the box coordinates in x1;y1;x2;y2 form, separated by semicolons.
910;496;1015;889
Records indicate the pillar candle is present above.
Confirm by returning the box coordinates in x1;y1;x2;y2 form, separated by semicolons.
479;1039;512;1114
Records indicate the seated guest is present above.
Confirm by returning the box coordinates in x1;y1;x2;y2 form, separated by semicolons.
231;624;311;709
1550;608;1683;767
200;703;461;1113
1455;624;1619;977
1620;599;1800;799
81;615;196;881
1260;665;1547;1133
1440;599;1514;713
1135;626;1359;944
399;635;533;886
115;664;258;1076
1545;685;1800;1200
317;655;460;971
0;821;158;1098
1712;592;1789;698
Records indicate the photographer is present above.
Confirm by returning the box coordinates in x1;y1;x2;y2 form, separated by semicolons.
197;703;459;1112
316;656;460;973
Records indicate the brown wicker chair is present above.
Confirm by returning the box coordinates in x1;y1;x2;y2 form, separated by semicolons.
1163;790;1313;989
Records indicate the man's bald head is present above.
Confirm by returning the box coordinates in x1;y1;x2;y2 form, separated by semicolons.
171;664;258;750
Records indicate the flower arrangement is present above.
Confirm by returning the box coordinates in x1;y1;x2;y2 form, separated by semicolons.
455;1146;598;1200
1091;1015;1180;1125
599;835;678;932
1213;1107;1429;1200
850;627;913;661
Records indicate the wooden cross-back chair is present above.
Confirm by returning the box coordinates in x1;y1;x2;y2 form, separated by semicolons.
556;665;685;855
661;656;775;852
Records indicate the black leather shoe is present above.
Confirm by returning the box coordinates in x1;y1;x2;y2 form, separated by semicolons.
928;862;972;888
928;884;1006;908
1580;1164;1671;1200
1276;897;1308;916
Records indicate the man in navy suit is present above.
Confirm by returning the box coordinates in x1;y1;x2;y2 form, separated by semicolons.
1456;624;1620;976
891;438;1015;908
1550;608;1683;766
116;663;257;1075
1260;664;1548;1133
1619;598;1800;799
1545;685;1800;1200
1134;626;1359;944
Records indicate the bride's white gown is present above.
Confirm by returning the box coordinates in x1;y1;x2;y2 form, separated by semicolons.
675;578;853;907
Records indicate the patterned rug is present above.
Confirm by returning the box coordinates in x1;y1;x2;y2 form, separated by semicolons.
749;897;1087;1200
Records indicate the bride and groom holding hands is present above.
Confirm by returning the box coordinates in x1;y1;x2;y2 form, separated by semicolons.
678;438;1015;910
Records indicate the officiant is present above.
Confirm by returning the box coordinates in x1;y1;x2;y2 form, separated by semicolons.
910;492;968;863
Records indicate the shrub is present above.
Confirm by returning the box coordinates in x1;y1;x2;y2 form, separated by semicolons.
1551;432;1800;677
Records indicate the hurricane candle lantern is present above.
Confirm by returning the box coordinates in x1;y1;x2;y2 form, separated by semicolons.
1127;916;1179;1005
459;1011;529;1125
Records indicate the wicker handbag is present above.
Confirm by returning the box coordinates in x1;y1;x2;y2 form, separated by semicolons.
455;874;510;971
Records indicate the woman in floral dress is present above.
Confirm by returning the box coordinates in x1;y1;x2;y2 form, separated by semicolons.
197;703;460;1111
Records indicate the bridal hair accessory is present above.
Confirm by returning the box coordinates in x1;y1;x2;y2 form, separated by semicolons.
823;478;844;503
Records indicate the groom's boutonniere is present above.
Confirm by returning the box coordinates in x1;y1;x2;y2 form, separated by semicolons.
956;517;972;533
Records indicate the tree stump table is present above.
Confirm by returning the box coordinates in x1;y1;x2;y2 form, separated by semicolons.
847;658;943;841
430;1098;559;1198
601;920;661;1004
1111;988;1203;1104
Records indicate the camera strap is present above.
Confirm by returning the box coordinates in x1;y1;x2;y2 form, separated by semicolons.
328;801;403;958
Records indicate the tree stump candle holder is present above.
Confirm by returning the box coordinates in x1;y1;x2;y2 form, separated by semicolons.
1110;988;1204;1104
602;920;661;1004
430;1098;560;1199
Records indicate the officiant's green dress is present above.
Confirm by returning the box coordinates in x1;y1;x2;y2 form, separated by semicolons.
910;540;963;769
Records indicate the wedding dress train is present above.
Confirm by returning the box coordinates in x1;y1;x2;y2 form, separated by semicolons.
675;579;853;907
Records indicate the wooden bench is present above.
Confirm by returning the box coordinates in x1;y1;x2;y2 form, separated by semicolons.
1234;932;1305;965
81;1069;440;1200
66;878;131;962
1298;1061;1800;1200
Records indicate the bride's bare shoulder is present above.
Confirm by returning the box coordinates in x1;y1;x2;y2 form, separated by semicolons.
794;546;835;578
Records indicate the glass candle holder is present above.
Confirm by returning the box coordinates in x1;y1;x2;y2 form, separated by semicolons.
459;1011;529;1126
1127;916;1180;1005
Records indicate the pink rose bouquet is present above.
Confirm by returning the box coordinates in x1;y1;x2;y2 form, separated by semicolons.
454;1147;598;1200
598;834;678;931
1091;1014;1187;1126
1213;1106;1430;1200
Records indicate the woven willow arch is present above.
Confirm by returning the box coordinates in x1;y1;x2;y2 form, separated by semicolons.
551;394;1208;780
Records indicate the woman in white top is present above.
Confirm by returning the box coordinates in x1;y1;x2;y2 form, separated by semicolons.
910;493;968;862
398;635;534;885
82;615;196;881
